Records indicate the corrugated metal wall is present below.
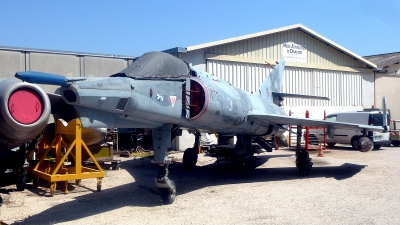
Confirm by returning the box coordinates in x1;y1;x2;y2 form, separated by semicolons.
207;59;362;107
205;29;366;68
0;48;134;78
0;48;135;93
283;68;362;107
207;60;271;93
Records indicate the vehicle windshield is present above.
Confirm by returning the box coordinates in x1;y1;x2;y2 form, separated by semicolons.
326;115;337;122
371;114;388;126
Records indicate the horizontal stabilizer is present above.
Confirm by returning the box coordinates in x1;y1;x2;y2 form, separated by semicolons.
272;92;330;101
15;71;85;86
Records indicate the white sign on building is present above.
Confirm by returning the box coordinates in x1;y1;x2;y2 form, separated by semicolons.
282;42;307;63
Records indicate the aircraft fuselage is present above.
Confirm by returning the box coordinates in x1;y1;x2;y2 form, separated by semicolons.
59;67;286;136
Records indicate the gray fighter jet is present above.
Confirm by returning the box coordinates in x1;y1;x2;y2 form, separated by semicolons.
1;51;385;204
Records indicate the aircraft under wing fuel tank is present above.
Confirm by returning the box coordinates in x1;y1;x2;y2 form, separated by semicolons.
1;51;385;204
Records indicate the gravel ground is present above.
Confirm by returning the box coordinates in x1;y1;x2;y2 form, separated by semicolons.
1;145;400;225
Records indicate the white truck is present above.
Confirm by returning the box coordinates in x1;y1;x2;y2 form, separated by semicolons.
309;111;391;150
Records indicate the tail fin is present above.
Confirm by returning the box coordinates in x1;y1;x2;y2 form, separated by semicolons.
257;58;285;102
257;59;329;105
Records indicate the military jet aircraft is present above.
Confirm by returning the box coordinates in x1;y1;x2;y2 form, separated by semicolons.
1;51;385;204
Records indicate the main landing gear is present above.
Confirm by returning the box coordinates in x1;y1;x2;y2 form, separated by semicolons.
294;125;313;175
235;135;255;167
151;124;314;204
183;132;200;171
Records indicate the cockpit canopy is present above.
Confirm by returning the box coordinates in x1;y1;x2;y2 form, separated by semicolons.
111;51;191;79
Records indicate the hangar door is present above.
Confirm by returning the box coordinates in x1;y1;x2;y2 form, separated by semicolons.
207;60;362;107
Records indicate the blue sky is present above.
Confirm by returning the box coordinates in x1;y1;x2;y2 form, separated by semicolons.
0;0;399;57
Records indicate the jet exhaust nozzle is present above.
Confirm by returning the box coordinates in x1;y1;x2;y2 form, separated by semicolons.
0;78;51;151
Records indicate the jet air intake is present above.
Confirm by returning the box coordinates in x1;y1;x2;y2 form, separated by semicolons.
63;89;77;103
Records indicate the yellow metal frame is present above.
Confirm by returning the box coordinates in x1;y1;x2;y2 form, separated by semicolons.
33;119;104;196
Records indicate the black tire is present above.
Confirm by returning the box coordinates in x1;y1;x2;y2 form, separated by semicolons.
97;184;102;192
327;143;336;147
183;148;198;171
160;180;176;205
296;150;313;176
351;137;360;149
16;169;27;191
16;174;26;191
373;145;381;150
355;137;373;152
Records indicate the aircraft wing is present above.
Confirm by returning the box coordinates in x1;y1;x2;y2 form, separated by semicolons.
272;92;330;101
247;114;384;132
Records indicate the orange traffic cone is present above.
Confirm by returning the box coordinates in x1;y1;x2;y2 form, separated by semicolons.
317;144;324;157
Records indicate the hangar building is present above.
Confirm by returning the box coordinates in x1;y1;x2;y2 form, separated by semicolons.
168;24;378;119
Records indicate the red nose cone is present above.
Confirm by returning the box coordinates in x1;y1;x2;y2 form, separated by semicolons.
8;88;43;124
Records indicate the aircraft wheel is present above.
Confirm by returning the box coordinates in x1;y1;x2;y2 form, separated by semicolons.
183;148;198;171
160;180;176;205
296;150;313;176
17;169;26;191
50;183;56;197
75;179;81;185
355;137;373;152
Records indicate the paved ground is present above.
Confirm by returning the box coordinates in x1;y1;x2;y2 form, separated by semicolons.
1;145;400;224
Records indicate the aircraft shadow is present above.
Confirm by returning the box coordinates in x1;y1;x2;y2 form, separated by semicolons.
19;153;366;224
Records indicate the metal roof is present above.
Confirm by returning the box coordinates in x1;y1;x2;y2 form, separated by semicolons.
364;52;400;69
0;45;135;59
185;24;377;69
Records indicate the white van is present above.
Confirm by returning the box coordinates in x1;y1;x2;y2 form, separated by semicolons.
309;111;391;150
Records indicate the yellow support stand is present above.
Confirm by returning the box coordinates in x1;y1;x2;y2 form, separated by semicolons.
33;119;105;196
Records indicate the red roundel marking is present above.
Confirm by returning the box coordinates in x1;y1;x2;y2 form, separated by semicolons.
8;88;43;124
